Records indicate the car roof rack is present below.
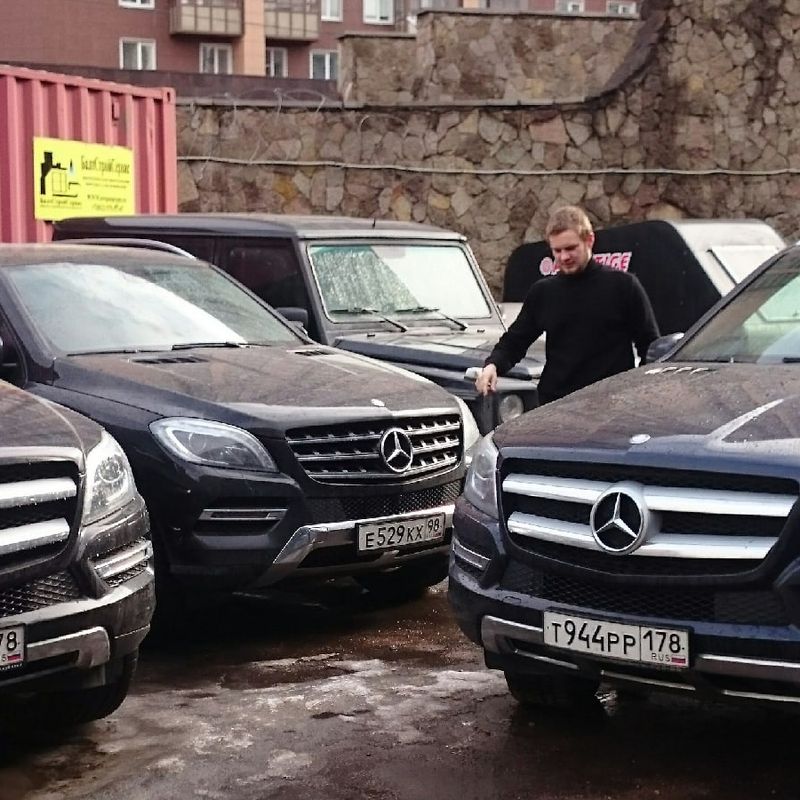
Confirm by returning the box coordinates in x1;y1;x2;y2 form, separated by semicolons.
55;238;198;259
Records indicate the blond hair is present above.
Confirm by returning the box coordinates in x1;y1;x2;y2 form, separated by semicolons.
545;206;594;240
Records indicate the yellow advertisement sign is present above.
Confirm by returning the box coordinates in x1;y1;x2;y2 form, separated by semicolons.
34;137;135;221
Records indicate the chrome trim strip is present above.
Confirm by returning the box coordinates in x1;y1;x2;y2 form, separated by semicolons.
27;626;110;669
93;541;153;580
452;539;490;571
289;432;381;445
287;420;461;447
507;513;776;559
0;478;76;509
412;438;460;455
0;519;71;557
481;615;544;654
256;503;455;587
502;474;795;517
298;452;381;462
306;454;458;481
198;508;286;522
719;689;800;704
695;653;800;682
600;670;694;691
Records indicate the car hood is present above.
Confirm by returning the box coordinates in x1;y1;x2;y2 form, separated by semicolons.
0;381;101;453
495;363;800;467
335;330;543;380
53;345;458;430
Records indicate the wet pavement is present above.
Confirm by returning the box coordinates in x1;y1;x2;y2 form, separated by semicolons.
1;581;799;800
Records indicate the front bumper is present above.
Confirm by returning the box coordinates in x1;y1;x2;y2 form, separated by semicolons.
0;498;154;694
449;498;800;705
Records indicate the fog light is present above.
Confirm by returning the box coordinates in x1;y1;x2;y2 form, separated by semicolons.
497;393;524;423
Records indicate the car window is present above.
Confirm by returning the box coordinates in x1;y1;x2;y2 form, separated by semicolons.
307;243;492;319
676;251;800;363
2;259;300;355
223;244;308;310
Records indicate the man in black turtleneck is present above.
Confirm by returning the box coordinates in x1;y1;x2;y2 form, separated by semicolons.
476;205;659;406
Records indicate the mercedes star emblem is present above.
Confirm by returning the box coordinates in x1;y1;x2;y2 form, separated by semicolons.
589;483;650;554
378;428;414;473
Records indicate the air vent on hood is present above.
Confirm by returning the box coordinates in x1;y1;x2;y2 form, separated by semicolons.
291;348;332;357
131;355;208;365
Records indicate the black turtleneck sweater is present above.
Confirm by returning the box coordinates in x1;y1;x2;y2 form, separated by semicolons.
487;260;660;405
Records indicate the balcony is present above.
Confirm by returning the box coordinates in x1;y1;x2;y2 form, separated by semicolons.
264;0;320;41
170;0;244;36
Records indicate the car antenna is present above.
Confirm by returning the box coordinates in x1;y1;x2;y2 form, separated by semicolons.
372;217;377;228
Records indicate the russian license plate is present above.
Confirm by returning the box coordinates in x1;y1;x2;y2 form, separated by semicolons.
357;513;446;553
543;611;689;669
0;625;25;670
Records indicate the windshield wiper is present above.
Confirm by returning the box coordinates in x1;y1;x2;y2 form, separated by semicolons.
171;342;247;351
328;307;407;332
395;306;468;331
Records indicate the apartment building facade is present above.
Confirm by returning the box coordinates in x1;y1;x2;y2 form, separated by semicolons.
2;0;637;81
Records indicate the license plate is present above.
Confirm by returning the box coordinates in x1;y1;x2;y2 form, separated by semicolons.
0;625;25;670
357;513;446;553
543;611;689;669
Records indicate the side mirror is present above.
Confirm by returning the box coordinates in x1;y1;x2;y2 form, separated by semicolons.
275;306;309;330
0;334;18;372
646;332;684;363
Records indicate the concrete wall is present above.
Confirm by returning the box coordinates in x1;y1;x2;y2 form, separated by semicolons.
176;0;800;296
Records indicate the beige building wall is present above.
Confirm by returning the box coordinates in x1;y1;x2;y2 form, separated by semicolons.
235;0;268;75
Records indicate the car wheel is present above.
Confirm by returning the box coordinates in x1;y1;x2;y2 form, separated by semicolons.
356;556;448;601
504;670;599;709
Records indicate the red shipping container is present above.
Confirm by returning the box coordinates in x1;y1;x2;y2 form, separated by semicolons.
0;64;177;242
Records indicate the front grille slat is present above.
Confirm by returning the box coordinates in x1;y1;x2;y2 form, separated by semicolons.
0;457;80;571
501;461;798;570
287;414;462;484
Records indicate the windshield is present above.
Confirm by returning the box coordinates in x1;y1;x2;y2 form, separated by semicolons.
677;251;800;364
3;260;299;355
307;243;492;320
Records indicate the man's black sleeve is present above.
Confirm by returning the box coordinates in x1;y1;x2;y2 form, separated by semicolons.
627;274;660;363
484;287;544;374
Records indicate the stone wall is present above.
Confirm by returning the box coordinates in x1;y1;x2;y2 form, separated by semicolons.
339;33;417;104
413;10;639;102
177;0;800;296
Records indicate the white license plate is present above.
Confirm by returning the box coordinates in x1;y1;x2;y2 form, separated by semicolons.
543;611;689;669
0;625;25;670
357;513;446;553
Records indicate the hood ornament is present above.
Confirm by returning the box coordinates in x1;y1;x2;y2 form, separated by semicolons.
371;399;385;407
629;433;650;445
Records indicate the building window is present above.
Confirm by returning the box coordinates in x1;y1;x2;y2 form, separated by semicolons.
120;39;156;70
555;0;584;12
119;0;154;8
606;0;637;14
267;47;288;78
310;50;338;80
363;0;393;24
200;43;233;74
321;0;342;21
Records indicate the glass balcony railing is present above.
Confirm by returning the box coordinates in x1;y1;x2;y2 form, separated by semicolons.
170;0;244;36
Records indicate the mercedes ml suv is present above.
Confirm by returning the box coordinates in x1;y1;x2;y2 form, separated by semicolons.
0;244;478;616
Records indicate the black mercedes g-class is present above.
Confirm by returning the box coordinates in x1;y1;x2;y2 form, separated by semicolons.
0;379;153;727
450;242;800;708
53;214;542;433
0;244;478;615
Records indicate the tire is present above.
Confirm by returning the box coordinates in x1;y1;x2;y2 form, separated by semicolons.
504;670;599;710
356;556;448;601
12;653;139;731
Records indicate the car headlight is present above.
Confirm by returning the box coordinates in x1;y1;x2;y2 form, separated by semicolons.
82;431;138;525
497;393;524;424
462;433;499;519
150;418;277;472
454;396;481;461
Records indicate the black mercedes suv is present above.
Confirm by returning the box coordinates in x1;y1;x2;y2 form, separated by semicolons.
0;379;153;727
0;244;478;614
450;242;800;708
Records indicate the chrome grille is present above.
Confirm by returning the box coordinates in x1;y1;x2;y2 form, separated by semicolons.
0;459;79;569
501;460;798;569
287;414;462;483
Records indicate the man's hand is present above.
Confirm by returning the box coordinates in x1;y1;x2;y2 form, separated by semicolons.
475;364;498;396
